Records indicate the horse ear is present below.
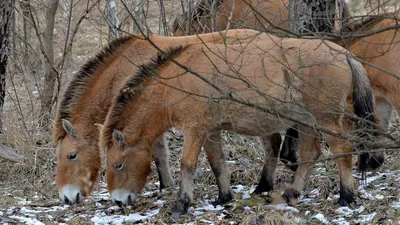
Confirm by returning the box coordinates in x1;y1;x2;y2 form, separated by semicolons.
61;119;78;138
112;129;124;147
94;123;104;133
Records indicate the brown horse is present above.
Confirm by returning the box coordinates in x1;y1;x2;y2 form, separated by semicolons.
53;29;263;204
100;32;376;217
172;0;289;36
282;12;400;172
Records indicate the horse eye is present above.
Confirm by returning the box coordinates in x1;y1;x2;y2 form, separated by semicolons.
68;153;78;161
114;163;124;171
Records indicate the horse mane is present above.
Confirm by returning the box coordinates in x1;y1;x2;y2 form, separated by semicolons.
341;9;400;34
53;36;136;143
101;45;186;148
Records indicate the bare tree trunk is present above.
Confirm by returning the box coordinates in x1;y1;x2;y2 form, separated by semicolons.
157;0;169;35
40;0;59;128
19;0;31;58
289;0;336;35
106;0;120;41
128;0;149;34
0;0;15;133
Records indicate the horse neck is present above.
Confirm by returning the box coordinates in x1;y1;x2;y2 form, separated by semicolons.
122;97;171;147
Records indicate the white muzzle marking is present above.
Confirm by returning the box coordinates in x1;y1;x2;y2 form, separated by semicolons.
59;184;82;204
111;189;138;206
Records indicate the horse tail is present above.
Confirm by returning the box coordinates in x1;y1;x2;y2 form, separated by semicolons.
347;54;384;176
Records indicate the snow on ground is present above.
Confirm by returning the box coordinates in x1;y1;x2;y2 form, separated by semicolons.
1;166;400;224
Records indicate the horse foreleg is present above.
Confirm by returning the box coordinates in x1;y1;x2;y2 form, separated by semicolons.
283;126;321;204
152;135;175;191
171;128;205;219
203;131;233;205
253;133;282;194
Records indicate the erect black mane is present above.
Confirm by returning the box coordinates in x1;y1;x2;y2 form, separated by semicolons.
57;36;135;123
103;45;186;144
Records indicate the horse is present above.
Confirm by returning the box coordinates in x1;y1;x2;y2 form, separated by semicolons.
172;0;290;36
53;29;264;204
100;31;376;217
281;12;400;172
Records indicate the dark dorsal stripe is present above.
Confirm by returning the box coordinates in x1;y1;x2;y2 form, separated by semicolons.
57;36;134;123
104;45;186;145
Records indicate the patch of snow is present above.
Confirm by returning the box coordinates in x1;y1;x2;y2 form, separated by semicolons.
375;194;384;200
355;206;365;214
249;187;256;193
308;189;320;197
312;213;328;224
300;198;313;203
9;215;45;225
359;189;375;200
217;213;226;220
357;172;391;189
0;211;3;216
331;217;350;225
91;208;159;225
193;211;204;216
392;201;400;209
244;206;251;211
233;185;244;193
353;213;376;223
141;191;156;197
266;204;299;213
16;198;32;205
242;192;251;199
336;207;353;216
200;219;214;224
154;199;165;205
196;204;224;211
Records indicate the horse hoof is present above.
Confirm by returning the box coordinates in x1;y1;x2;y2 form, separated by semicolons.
282;188;300;206
171;200;189;220
212;192;233;206
339;185;355;206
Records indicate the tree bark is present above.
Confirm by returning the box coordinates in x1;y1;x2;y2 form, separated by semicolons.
40;0;59;128
20;0;31;58
0;0;14;133
289;0;336;35
106;0;120;41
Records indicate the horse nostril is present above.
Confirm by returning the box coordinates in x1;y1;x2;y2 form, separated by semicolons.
76;193;80;203
128;195;132;205
114;200;123;207
64;196;71;205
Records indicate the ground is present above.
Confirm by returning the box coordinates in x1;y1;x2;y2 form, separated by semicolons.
1;130;400;224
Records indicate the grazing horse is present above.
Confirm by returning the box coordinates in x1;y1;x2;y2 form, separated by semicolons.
53;29;263;204
100;32;376;217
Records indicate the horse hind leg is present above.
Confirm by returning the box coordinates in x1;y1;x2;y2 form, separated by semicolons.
253;133;282;194
362;96;393;169
202;131;234;205
283;126;321;204
325;125;355;206
152;135;175;190
280;126;300;172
